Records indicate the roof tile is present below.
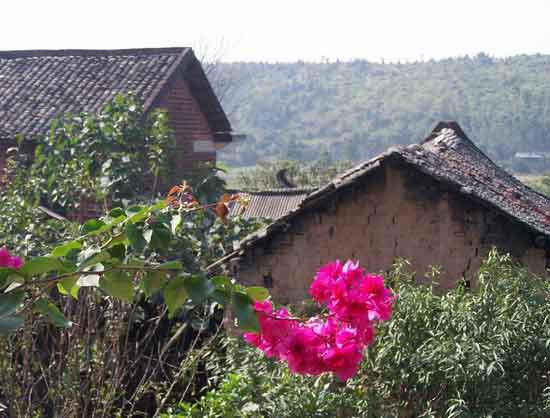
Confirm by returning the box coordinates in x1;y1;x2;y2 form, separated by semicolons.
229;187;316;220
0;48;189;139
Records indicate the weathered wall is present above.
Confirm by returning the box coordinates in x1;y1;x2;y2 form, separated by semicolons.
237;162;548;304
156;75;216;174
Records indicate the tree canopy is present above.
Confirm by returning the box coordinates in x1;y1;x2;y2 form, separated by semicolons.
219;53;550;173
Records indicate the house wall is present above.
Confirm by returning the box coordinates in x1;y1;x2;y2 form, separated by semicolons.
237;163;548;304
155;75;217;175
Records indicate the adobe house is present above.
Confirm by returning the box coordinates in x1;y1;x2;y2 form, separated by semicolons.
0;48;233;177
211;122;550;303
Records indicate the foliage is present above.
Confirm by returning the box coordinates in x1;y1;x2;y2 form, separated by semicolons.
524;174;550;196
219;54;550;172
161;337;366;418
0;95;267;417
358;252;550;417
164;252;550;418
0;147;77;256
21;93;176;213
0;196;265;332
234;155;354;190
0;93;175;256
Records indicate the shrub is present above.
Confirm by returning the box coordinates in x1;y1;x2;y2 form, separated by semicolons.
164;251;550;418
162;337;366;418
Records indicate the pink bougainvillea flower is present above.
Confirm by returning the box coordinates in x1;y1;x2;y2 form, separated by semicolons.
362;274;394;321
341;260;364;289
0;247;23;270
7;256;23;270
245;259;394;381
309;260;342;304
244;301;296;359
0;247;11;267
286;325;326;376
321;342;364;381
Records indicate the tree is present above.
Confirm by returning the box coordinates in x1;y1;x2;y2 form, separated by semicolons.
0;96;267;417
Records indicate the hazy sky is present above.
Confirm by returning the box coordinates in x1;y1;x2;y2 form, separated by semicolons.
3;0;550;62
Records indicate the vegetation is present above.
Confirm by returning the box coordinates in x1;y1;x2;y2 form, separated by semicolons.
0;96;266;417
219;53;550;172
234;154;354;190
524;174;550;196
163;252;550;418
4;77;550;418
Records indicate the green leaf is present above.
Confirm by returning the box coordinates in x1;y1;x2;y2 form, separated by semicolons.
246;286;270;302
232;292;259;332
171;213;182;234
80;219;106;235
142;272;166;298
164;277;188;318
0;291;25;319
212;275;232;290
51;241;82;258
210;276;233;306
0;268;24;289
156;261;183;271
149;226;171;252
0;316;24;335
211;289;231;306
125;205;144;216
33;299;71;328
78;249;111;270
57;276;79;299
107;243;126;261
109;207;125;218
125;223;146;252
100;271;134;302
125;203;164;224
184;275;214;305
19;256;67;278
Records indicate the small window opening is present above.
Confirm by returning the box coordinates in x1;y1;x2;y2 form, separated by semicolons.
263;272;273;289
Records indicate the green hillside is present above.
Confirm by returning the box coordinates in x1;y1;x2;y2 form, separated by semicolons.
218;53;550;172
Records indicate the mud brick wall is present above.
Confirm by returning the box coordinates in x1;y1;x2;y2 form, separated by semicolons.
237;162;548;304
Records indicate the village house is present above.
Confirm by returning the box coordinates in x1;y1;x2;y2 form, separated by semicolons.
0;47;233;178
212;122;550;303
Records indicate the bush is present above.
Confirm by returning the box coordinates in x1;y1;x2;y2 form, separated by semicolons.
162;337;366;418
164;251;550;418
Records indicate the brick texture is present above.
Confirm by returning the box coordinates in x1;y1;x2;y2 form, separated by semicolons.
238;164;548;304
156;75;216;174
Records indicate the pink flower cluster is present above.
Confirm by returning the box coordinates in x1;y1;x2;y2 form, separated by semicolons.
244;260;394;381
0;247;23;270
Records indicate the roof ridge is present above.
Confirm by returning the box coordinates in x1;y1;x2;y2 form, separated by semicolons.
423;121;487;155
0;48;189;59
421;121;502;170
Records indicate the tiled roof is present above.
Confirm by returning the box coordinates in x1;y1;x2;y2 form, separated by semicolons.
0;48;231;141
208;122;550;271
229;187;316;220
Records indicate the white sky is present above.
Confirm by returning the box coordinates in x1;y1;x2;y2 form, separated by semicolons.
2;0;550;62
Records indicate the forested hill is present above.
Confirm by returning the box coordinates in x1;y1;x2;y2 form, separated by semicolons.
218;53;550;172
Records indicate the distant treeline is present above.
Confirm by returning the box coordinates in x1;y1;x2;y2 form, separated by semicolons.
218;53;550;172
